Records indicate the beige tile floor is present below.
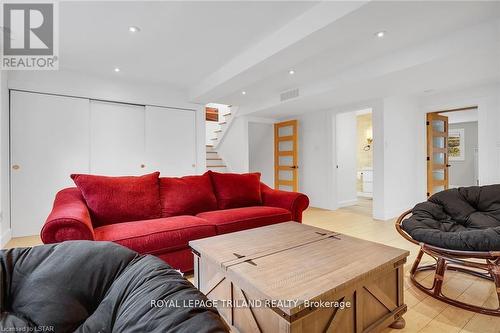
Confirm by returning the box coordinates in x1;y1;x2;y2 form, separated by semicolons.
4;199;499;333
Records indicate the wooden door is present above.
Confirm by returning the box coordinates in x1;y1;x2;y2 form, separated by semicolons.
90;101;145;176
274;120;298;191
426;113;449;196
11;91;90;237
145;106;196;176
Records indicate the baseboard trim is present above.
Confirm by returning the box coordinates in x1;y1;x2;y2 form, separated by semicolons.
1;228;12;247
338;199;358;207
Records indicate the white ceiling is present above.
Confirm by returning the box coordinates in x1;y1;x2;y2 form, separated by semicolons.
57;1;500;118
59;1;316;89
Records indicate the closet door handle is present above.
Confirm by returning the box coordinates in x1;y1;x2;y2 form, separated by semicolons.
140;164;146;169
12;164;20;170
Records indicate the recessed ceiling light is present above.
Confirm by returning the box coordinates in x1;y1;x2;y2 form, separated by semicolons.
114;67;120;72
128;26;140;33
241;91;247;95
375;31;386;38
289;69;295;75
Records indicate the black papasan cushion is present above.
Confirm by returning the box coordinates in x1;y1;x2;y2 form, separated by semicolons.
402;185;500;251
0;241;228;333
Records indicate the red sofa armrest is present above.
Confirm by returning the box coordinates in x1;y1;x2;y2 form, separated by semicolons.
41;188;95;243
260;183;309;222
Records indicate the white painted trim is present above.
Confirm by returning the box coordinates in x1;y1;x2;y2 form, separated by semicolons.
337;199;358;207
357;192;373;198
195;105;206;173
1;228;12;247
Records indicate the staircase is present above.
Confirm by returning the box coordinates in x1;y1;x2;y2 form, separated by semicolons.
205;105;233;172
206;145;227;172
208;111;232;146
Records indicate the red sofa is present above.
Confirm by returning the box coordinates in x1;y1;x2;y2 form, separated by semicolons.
41;171;309;272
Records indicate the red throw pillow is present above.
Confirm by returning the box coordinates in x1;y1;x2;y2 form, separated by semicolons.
159;173;218;217
208;171;262;209
71;172;162;227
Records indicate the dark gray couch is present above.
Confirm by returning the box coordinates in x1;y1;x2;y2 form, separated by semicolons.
0;241;228;332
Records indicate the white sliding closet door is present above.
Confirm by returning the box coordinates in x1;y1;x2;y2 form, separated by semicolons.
90;101;145;175
145;106;196;176
11;91;90;237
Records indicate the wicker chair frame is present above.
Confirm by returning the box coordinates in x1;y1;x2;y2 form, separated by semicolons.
396;210;500;316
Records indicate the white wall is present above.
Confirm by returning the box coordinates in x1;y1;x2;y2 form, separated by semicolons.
295;96;423;220
446;109;478;124
8;70;192;109
0;72;9;246
448;121;478;187
372;84;500;220
217;116;249;173
298;110;335;209
374;96;424;220
248;122;274;186
214;84;499;222
335;112;357;206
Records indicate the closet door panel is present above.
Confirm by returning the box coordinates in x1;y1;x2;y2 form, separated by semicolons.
90;101;145;176
145;106;196;176
11;91;90;237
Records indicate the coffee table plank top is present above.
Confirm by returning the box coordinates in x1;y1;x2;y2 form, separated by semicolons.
190;222;336;265
227;233;408;313
190;222;409;316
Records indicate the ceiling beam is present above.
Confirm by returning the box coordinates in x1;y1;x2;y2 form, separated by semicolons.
189;1;370;103
236;19;500;117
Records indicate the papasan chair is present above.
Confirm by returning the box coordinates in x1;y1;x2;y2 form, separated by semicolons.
396;185;500;316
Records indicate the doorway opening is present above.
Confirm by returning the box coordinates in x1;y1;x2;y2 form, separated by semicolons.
335;108;373;217
426;106;478;197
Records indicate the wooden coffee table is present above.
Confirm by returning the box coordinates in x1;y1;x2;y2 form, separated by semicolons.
190;222;409;333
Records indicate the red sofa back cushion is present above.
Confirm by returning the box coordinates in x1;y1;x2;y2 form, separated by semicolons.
208;171;262;209
159;173;217;217
71;172;162;227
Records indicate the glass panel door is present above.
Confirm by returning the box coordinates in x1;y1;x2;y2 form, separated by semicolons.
427;113;449;196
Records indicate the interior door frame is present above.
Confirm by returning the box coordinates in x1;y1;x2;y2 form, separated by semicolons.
426;106;478;197
426;112;449;197
274;119;299;191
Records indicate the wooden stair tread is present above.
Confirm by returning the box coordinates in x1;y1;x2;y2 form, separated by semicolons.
208;165;226;168
207;158;222;160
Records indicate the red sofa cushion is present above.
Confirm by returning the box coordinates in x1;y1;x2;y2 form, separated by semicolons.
159;173;217;217
94;216;216;254
197;206;291;235
71;172;162;227
208;171;262;209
